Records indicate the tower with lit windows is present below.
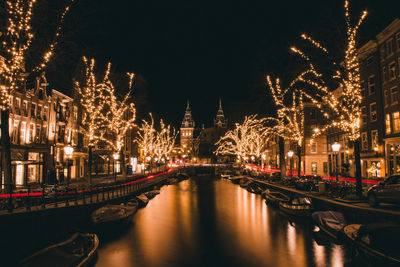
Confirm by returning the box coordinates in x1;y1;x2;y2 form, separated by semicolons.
180;100;195;152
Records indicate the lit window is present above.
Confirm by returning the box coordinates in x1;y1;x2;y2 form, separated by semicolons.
393;112;400;133
370;103;377;122
384;90;390;106
368;76;375;94
391;87;398;105
311;142;317;153
389;62;396;80
20;121;26;144
371;130;378;148
361;132;368;151
387;39;394;55
361;107;367;125
386;114;391;134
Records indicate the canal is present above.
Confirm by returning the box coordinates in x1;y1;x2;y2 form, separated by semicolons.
95;175;351;267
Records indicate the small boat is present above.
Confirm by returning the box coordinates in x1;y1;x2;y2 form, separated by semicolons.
19;233;99;267
177;173;190;180
343;223;400;265
229;176;245;184
145;189;160;199
91;204;137;228
263;190;290;207
220;170;233;179
246;182;263;194
136;194;149;207
279;196;313;217
312;211;346;242
239;177;251;188
167;177;179;184
125;198;139;208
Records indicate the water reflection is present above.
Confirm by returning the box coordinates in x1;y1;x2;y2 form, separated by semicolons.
95;175;349;267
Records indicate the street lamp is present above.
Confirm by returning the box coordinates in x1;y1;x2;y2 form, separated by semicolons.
288;150;294;178
113;153;120;183
64;145;74;186
332;142;341;182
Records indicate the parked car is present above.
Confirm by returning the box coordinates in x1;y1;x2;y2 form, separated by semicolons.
367;175;400;207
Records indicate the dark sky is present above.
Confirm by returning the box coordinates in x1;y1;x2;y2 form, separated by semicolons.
36;0;400;129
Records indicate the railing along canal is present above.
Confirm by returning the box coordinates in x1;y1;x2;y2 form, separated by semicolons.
0;169;173;213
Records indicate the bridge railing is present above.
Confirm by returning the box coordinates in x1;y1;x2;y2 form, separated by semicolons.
0;169;173;213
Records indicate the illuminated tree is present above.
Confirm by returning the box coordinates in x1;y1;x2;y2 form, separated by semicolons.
0;0;74;193
101;65;136;176
266;76;313;177
135;114;177;170
215;115;269;163
74;57;108;185
290;0;367;195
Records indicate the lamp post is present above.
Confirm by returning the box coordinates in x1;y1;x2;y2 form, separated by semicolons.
332;142;341;182
288;150;294;178
64;145;74;186
113;153;120;183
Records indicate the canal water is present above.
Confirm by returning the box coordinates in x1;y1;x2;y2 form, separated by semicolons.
95;175;351;267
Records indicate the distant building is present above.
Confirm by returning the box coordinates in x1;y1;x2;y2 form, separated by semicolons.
214;99;227;128
180;100;195;155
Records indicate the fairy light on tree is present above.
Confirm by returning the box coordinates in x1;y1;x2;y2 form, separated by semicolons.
74;57;108;185
0;0;74;194
100;65;136;176
266;76;315;178
215;115;269;163
289;0;367;195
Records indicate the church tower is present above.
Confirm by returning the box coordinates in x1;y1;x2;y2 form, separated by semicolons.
180;100;195;150
214;98;227;128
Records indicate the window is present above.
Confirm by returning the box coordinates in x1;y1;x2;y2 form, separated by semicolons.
323;162;328;174
15;98;20;108
387;39;394;55
380;46;386;59
367;56;373;65
37;105;42;119
397;33;400;49
43;106;48;120
30;103;36;117
20;121;26;144
12;120;19;143
389;62;396;80
384;90;390;106
311;142;317;153
368;76;375;94
386;114;391;134
22;101;28;116
28;123;34;143
383;67;388;82
73;106;78;120
41;125;47;143
370;103;377;122
371;130;378;148
322;143;327;153
361;106;367;125
35;125;41;143
391;87;399;105
311;162;317;174
393;112;400;133
360;80;365;97
362;132;368;150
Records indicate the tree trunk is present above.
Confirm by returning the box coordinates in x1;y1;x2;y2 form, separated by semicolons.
297;144;302;178
120;149;126;177
353;139;362;196
88;145;93;186
1;110;12;194
279;137;286;178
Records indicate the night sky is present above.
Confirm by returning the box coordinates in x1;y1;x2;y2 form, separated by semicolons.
30;0;400;129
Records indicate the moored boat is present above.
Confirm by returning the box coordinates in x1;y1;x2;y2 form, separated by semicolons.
229;176;245;184
312;211;346;242
19;233;99;267
136;194;149;207
145;189;160;199
125;198;139;208
263;190;289;207
246;182;263;194
177;173;190;180
239;177;251;188
91;204;137;228
279;196;313;217
343;224;400;265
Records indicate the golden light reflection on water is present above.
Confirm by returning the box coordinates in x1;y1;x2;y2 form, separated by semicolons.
95;176;348;267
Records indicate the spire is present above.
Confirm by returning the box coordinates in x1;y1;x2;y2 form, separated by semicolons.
181;100;194;128
214;98;227;128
